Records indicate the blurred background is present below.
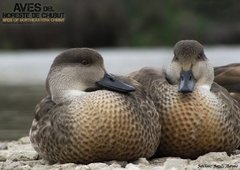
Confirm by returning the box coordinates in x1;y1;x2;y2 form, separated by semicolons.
1;0;240;140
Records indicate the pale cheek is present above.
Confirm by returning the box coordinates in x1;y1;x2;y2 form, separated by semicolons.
87;67;105;83
167;63;181;83
173;63;181;79
192;67;200;80
192;62;205;80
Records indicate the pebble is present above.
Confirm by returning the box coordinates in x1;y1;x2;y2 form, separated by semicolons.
0;136;240;170
0;143;7;150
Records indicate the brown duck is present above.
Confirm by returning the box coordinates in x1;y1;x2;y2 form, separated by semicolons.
29;48;161;164
130;40;240;159
214;63;240;103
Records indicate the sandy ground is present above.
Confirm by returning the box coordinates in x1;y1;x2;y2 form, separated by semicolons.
0;137;240;170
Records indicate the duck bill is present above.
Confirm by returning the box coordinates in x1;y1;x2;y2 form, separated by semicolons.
178;70;196;93
96;73;135;93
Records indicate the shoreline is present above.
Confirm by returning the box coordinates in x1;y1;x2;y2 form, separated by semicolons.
0;137;240;170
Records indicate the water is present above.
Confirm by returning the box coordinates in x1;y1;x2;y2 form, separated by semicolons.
0;47;240;141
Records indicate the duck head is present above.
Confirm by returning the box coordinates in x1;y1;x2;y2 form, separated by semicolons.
166;40;214;93
46;48;135;102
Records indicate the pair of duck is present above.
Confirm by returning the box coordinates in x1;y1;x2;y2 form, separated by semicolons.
29;40;240;164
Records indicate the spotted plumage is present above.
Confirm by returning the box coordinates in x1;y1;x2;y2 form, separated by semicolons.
29;48;161;164
130;40;240;159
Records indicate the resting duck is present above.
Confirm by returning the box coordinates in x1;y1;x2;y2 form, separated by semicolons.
130;40;240;159
29;48;161;164
214;63;240;103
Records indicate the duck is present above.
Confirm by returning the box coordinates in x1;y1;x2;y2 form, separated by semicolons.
29;48;161;164
130;40;240;159
214;63;240;103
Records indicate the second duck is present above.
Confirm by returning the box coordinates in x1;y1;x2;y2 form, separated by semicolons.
131;40;240;159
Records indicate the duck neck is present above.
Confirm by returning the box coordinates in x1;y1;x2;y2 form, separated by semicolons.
46;66;89;103
196;72;214;91
196;79;213;91
51;89;87;103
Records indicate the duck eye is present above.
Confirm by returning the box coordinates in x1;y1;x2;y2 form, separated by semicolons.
174;56;178;61
198;53;204;59
81;59;89;65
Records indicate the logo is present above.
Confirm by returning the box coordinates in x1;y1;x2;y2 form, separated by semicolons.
1;2;65;24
